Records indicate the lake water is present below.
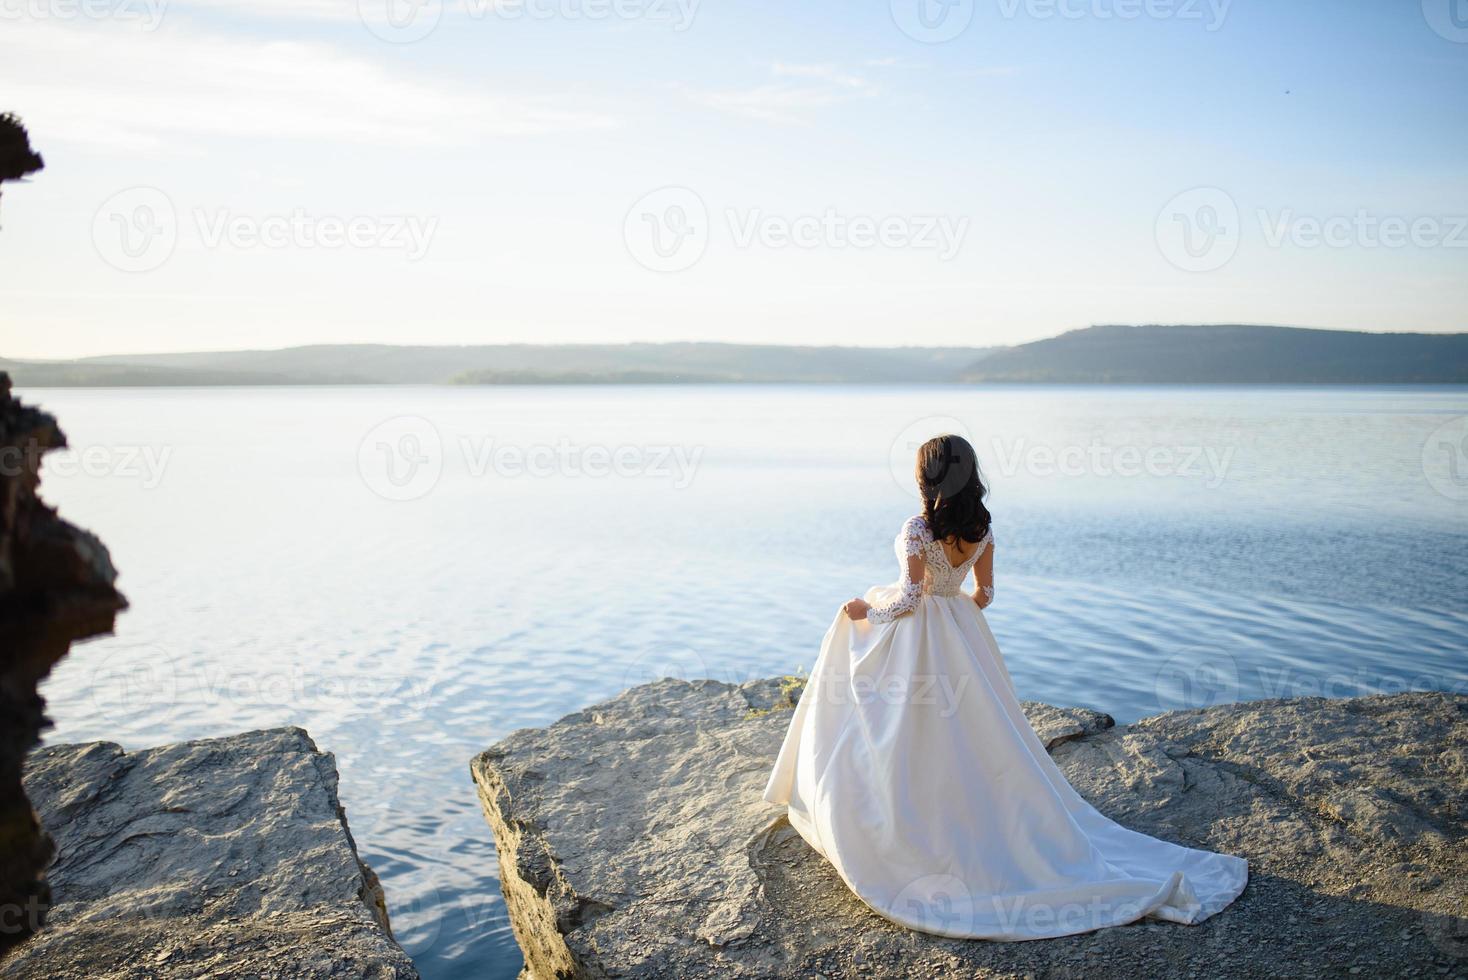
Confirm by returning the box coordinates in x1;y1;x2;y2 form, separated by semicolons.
21;384;1468;980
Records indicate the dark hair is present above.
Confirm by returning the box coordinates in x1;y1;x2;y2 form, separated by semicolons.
915;434;991;545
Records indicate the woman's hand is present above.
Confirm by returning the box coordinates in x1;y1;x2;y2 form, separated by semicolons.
843;598;870;620
971;589;992;610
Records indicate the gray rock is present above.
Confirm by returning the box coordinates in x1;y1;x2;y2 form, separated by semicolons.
1018;700;1115;751
3;728;418;979
471;679;1468;979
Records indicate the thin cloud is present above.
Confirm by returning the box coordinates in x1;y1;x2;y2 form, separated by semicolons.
686;85;849;125
688;62;877;125
169;0;360;18
952;65;1022;79
163;0;570;21
770;63;872;90
0;22;618;151
864;56;932;70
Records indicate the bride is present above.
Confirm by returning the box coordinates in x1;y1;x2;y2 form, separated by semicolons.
763;434;1247;940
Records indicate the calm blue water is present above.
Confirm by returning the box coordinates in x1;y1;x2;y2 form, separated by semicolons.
23;384;1468;979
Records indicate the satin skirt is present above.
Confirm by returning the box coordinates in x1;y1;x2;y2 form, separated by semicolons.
762;586;1248;940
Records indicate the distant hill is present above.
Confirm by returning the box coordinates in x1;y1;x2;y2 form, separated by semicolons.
450;369;727;385
4;328;1464;387
958;325;1468;384
1;343;994;387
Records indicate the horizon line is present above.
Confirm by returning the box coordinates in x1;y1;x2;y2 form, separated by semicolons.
9;322;1467;363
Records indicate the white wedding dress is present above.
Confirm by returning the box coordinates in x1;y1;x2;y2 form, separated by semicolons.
763;515;1247;940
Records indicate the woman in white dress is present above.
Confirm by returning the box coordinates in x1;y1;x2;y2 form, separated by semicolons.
763;434;1247;940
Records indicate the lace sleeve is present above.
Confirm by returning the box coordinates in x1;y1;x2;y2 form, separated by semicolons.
974;527;995;608
868;578;923;624
867;517;927;624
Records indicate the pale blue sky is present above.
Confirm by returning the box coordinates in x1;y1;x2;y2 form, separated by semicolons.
1;0;1465;358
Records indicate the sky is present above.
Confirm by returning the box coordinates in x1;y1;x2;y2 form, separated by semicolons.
1;0;1465;359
